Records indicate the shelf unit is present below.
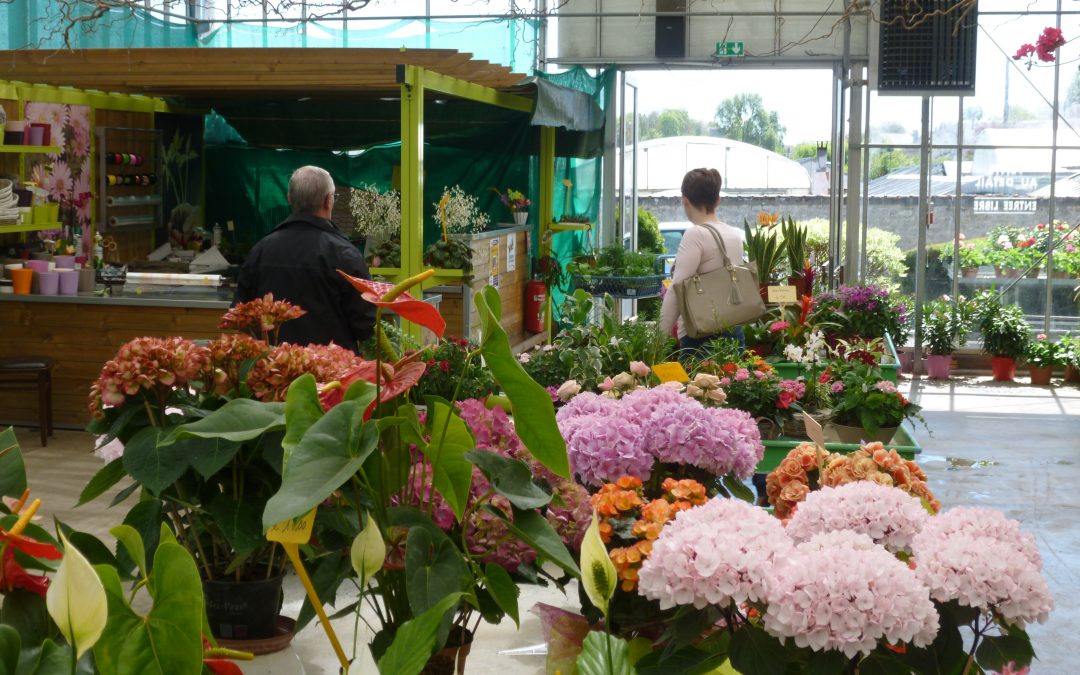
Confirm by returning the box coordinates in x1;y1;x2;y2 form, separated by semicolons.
0;144;63;235
95;126;163;232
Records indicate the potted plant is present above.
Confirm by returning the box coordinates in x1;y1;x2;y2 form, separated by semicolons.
973;291;1030;381
81;295;365;643
1060;333;1080;382
825;360;924;444
781;216;809;295
435;185;490;237
743;216;786;295
922;297;973;379
491;186;531;226
940;234;987;277
409;337;498;402
1024;332;1060;385
423;237;473;272
348;182;401;262
565;242;664;298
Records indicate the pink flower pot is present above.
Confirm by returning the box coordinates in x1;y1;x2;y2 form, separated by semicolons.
926;354;953;380
57;269;79;295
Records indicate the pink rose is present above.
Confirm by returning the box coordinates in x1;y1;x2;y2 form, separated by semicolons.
630;361;650;378
598;377;615;392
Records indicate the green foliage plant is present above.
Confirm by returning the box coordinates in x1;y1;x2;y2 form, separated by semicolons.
742;220;786;284
423;238;473;272
922;297;974;356
973;291;1030;359
1024;332;1062;368
636;208;664;254
780;217;808;275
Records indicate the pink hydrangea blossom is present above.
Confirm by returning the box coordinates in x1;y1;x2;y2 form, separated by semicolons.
764;533;939;658
644;404;763;479
911;508;1053;626
784;481;930;553
637;498;794;609
555;392;617;422
559;413;651;486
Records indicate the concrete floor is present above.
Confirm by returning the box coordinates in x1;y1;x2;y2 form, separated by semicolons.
10;374;1080;674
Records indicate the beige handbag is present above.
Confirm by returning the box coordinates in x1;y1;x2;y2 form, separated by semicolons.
673;223;766;338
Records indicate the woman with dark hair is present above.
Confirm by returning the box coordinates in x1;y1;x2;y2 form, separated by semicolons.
660;167;747;359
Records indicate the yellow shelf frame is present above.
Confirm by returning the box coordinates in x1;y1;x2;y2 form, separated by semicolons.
0;221;62;235
548;221;592;232
0;145;62;154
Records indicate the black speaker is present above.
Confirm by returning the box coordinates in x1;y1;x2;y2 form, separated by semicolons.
656;0;687;58
878;0;977;95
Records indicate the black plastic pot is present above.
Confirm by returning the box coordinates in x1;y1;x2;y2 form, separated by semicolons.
203;572;285;640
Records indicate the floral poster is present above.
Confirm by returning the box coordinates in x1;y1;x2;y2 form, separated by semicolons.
24;101;93;230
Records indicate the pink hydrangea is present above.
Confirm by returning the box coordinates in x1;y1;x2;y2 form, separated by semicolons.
559;413;651;486
643;404;763;479
637;499;794;609
556;392;617;422
784;481;930;553
620;385;695;420
764;534;939;658
911;508;1053;626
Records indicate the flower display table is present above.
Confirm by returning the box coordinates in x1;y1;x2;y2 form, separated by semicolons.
772;332;901;383
757;424;922;473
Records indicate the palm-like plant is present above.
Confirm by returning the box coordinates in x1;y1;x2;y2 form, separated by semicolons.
743;220;786;284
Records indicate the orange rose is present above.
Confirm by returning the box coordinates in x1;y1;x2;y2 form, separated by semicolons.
616;475;643;490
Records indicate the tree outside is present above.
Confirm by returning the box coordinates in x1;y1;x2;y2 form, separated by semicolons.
869;148;917;179
711;93;786;153
621;109;708;144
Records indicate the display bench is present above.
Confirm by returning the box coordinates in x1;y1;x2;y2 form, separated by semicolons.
0;292;227;428
756;425;923;473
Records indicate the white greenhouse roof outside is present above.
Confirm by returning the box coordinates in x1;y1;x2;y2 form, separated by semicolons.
620;136;812;196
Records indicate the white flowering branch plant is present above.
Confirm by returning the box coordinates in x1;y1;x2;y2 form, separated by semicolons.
348;183;401;241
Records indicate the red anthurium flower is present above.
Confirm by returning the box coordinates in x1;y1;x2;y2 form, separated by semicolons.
319;360;427;414
338;271;446;338
2;548;51;597
203;659;245;675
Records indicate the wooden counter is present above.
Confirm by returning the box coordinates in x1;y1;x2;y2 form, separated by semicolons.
0;292;229;429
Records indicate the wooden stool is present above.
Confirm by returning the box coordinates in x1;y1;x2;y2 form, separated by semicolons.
0;357;54;446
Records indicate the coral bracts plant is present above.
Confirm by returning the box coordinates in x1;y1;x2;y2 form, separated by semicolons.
218;292;305;343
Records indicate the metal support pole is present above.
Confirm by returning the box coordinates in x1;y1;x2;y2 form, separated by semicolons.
601;69;618;248
952;99;964;303
540;126;557;339
846;64;864;284
828;63;846;288
1045;0;1063;333
913;97;932;378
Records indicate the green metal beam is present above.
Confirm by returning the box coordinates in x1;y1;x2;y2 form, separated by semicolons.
419;69;534;114
539;126;556;339
399;64;425;341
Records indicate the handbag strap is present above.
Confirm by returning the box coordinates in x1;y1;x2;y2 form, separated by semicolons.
699;221;735;269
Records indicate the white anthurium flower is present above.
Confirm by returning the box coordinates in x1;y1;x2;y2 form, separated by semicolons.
580;510;617;619
47;531;107;659
350;513;386;586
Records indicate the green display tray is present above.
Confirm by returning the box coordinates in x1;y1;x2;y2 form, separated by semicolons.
756;423;922;473
770;332;901;383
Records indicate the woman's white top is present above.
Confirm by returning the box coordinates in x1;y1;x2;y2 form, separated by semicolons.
659;221;746;339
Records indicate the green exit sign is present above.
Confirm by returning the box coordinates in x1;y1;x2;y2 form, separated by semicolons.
715;41;745;57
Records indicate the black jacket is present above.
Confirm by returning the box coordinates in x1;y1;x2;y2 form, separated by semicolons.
234;213;377;351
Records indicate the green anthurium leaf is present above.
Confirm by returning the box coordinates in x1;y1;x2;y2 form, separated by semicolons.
482;563;520;628
464;450;552;510
205;494;264;556
377;592;465;675
92;542;204;675
121;427;186;496
180;436;242;480
53;521;120;572
0;428;27;500
76;458;125;507
176;399;285;443
576;631;634;675
728;624;787;675
109;525;147;579
23;638;75;675
282;374;324;471
404;527;470;616
0;624;19;674
474;286;570;478
46;532;108;659
262;402;378;530
806;648;849;674
856;651;913;675
721;473;756;503
115;500;163;576
483;505;580;577
0;590;51;647
344;378;378;408
974;634;1035;672
421;401;474;521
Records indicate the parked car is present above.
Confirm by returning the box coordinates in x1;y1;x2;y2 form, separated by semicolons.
658;221;690;276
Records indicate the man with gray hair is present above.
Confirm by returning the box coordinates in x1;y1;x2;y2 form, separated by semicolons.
235;165;376;350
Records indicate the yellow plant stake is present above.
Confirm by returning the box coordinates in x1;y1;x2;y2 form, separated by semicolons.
438;192;450;242
267;510;349;671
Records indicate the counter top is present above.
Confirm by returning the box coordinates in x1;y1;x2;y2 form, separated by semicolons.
0;286;232;309
448;223;530;241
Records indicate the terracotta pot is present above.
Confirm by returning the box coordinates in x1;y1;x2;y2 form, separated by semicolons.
758;283;770;303
926;354;953;380
1065;364;1080;383
1025;267;1041;279
994;266;1021;279
1029;365;1054;386
1051;270;1071;279
961;266;979;278
830;422;899;445
787;274;807;298
421;626;473;675
991;356;1017;381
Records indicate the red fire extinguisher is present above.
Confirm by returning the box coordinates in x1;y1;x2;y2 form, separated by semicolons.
525;278;547;333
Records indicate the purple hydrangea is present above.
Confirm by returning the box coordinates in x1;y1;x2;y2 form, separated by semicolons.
560;412;651;486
